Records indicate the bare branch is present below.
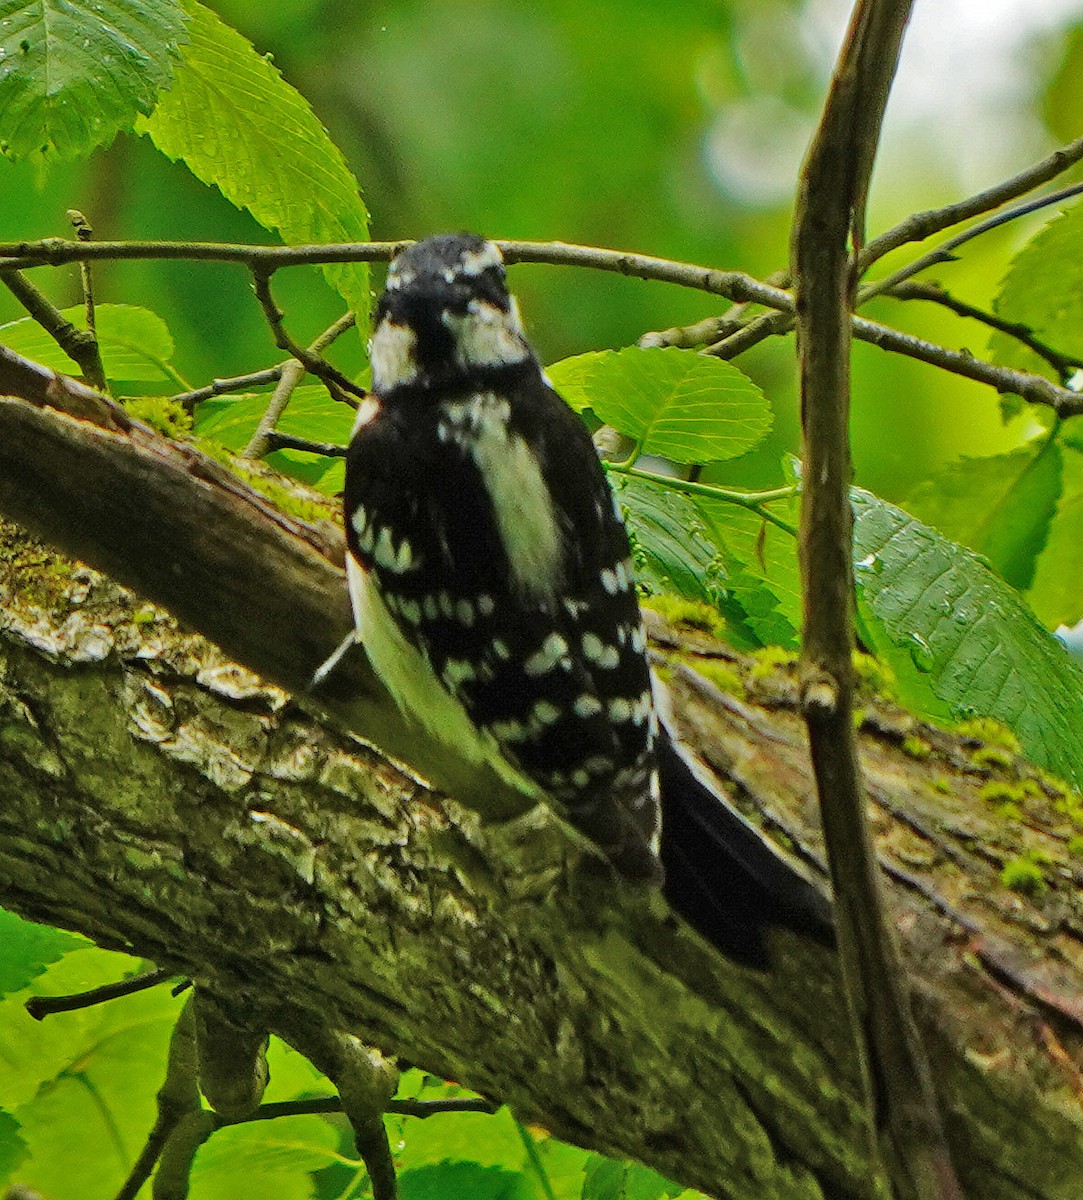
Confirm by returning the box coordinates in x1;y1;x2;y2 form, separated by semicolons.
792;2;961;1197
860;134;1083;268
1;269;108;391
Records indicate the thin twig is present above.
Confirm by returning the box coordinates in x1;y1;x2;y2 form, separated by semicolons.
251;268;364;404
887;280;1083;383
0;269;108;391
25;967;170;1020
241;359;307;458
3;233;1080;418
263;431;348;457
609;464;799;534
859;180;1083;303
66;210;106;393
171;366;287;412
216;1096;498;1126
851;313;1083;415
860;132;1083;268
242;311;362;458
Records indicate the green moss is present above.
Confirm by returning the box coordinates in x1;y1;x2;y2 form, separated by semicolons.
994;802;1023;822
901;735;932;760
852;651;896;698
694;660;744;698
852;706;867;729
1000;853;1047;896
195;439;337;525
931;775;953;796
955;716;1021;753
970;745;1016;772
1067;835;1083;858
642;594;726;639
125;396;193;437
978;781;1027;806
748;645;798;681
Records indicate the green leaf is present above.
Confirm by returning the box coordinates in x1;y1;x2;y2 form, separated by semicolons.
612;476;718;607
612;475;795;650
191;1115;342;1200
0;1109;28;1183
902;438;1063;593
547;348;771;464
990;201;1083;369
0;0;188;160
583;1154;684;1200
1028;444;1083;628
397;1105;528;1175
1;947;183;1199
194;385;353;451
0;908;83;999
139;0;371;325
401;1163;534;1200
852;490;1083;788
692;498;801;648
0;304;177;383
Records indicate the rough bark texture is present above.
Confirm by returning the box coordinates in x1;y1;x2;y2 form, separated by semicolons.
2;517;1082;1200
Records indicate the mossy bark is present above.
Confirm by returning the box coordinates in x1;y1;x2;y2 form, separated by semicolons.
2;520;1082;1200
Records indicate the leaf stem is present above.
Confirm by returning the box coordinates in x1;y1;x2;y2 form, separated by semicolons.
608;463;799;534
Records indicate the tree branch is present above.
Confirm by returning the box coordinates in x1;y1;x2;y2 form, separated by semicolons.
0;353;1081;1197
792;2;961;1197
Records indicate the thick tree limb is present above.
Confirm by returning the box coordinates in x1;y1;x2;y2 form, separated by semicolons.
0;357;1082;1197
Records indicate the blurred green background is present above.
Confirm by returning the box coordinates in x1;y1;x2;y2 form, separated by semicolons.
2;0;1082;497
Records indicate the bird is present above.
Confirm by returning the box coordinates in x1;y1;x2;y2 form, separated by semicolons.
332;232;832;965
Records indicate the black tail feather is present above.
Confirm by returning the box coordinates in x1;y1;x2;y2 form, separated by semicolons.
658;733;835;967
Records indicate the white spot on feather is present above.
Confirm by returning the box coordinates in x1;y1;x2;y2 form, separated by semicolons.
524;633;570;677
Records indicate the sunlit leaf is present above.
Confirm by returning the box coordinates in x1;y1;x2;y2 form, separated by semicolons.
397;1104;527;1175
990;200;1083;370
194;385;353;451
192;1115;343;1200
0;304;177;382
852;490;1083;788
583;1153;685;1200
139;0;370;325
0;0;187;159
547;347;770;463
2;948;182;1199
1028;443;1083;628
902;438;1062;592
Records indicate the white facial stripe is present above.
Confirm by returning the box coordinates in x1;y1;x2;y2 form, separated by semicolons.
442;394;564;603
370;318;419;390
441;299;529;370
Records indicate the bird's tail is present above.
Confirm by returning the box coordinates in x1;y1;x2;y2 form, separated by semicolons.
657;733;835;967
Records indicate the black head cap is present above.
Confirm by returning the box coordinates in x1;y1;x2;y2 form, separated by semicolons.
381;233;511;318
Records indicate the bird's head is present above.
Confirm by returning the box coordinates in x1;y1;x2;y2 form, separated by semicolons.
370;233;532;395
